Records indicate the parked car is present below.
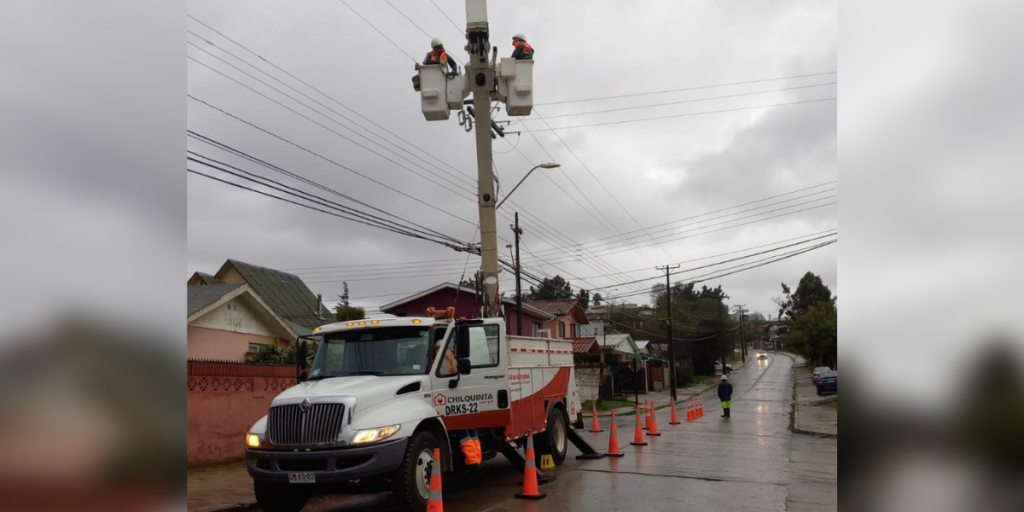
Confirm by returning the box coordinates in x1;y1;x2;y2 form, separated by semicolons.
714;361;733;374
815;370;838;395
811;366;832;382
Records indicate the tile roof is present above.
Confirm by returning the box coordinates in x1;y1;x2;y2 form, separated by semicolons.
187;284;244;315
524;299;589;324
219;259;329;332
569;337;599;353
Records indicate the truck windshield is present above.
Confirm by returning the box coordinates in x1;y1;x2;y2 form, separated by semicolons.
307;326;432;379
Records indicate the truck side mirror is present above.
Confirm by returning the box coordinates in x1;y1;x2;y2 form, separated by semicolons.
457;358;472;375
296;340;309;382
455;326;471;359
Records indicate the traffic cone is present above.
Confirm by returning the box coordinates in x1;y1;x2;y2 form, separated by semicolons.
427;448;443;512
515;433;546;500
606;410;625;457
686;399;696;421
647;405;661;436
669;400;681;425
630;408;648;446
697;397;705;418
590;403;603;433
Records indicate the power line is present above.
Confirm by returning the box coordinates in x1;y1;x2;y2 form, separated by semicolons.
524;98;837;131
335;0;418;62
186;94;477;227
535;71;838;106
525;187;837;259
539;81;837;120
382;0;463;66
428;0;463;33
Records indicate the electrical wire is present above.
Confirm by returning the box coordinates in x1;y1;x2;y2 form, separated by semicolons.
336;0;418;61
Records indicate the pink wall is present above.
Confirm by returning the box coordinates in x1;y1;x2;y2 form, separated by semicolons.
541;314;578;339
187;361;297;465
187;326;289;362
383;287;548;336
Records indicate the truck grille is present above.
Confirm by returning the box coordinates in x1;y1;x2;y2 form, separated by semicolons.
268;402;346;445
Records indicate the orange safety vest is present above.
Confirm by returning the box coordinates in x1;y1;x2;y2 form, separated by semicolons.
513;40;534;58
427;49;449;65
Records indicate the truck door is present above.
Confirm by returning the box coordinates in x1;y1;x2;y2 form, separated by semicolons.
430;320;511;430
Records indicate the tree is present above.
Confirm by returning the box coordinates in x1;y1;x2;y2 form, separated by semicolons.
528;275;573;300
782;299;837;368
592;293;603;306
335;303;365;322
576;288;591;309
778;272;833;320
459;270;483;291
340;282;350;306
247;342;287;364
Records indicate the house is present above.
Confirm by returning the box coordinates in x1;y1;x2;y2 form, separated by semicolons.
635;340;651;355
569;337;600;354
188;259;331;335
379;283;555;336
524;299;590;339
187;284;299;361
597;333;642;359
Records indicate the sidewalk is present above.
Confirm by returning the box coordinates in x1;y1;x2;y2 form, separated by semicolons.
792;359;838;437
187;461;352;512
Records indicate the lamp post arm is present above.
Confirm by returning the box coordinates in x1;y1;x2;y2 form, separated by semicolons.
496;164;540;209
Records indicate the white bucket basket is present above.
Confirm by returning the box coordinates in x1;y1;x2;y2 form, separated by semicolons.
498;58;533;116
419;64;451;121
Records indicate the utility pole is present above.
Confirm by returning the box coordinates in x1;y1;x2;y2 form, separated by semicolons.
734;304;747;363
657;265;680;400
513;212;523;335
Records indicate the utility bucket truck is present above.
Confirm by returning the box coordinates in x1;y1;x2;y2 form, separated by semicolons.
243;309;595;512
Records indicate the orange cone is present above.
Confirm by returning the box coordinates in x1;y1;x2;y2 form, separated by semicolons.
697;397;705;418
647;405;661;436
515;433;546;500
427;448;443;512
590;403;604;433
630;408;648;446
686;399;696;421
669;400;682;425
606;410;625;457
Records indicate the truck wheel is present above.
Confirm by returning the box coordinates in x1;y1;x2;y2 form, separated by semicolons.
537;406;569;466
253;480;310;512
393;430;439;512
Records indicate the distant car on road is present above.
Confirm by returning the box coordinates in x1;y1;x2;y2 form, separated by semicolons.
811;366;832;382
756;353;768;360
815;370;837;395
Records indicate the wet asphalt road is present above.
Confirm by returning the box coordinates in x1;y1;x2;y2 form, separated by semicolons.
302;353;813;512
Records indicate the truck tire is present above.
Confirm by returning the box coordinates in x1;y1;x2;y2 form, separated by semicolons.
393;430;439;512
537;406;569;466
253;480;310;512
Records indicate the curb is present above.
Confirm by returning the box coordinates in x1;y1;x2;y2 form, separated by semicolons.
784;352;838;439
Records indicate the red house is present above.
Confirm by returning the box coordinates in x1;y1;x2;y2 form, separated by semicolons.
379;283;555;336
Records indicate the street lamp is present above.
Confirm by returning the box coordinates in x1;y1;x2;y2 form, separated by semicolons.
495;162;559;209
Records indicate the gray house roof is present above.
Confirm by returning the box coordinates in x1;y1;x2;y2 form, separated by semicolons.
187;284;244;315
216;259;329;333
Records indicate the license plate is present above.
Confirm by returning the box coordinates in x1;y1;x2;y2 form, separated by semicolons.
288;472;315;484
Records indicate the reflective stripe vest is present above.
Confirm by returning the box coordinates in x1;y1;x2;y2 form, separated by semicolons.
513;40;534;59
426;49;449;65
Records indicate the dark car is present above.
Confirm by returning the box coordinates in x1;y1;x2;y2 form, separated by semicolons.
815;370;837;395
811;366;832;383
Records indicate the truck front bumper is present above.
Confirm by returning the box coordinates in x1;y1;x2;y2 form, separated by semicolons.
245;438;408;484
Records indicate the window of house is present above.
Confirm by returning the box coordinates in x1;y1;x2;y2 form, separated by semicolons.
532;322;541;337
558;321;566;338
571;324;581;338
248;343;261;354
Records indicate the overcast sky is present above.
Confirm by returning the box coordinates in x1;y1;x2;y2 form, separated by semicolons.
186;0;837;318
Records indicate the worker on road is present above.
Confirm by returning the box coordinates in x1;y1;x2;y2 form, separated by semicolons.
416;37;458;74
433;340;482;467
511;33;534;60
718;374;733;418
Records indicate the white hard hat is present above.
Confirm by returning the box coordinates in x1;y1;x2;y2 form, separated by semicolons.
721;374;728;380
431;37;443;47
513;33;526;41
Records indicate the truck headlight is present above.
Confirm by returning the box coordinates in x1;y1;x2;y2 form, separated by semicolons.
246;433;262;449
352;425;400;445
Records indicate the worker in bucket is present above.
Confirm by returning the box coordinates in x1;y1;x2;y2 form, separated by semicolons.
718;374;733;418
433;340;482;466
511;33;534;60
416;37;458;74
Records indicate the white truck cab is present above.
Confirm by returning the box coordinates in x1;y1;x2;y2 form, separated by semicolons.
243;314;593;512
